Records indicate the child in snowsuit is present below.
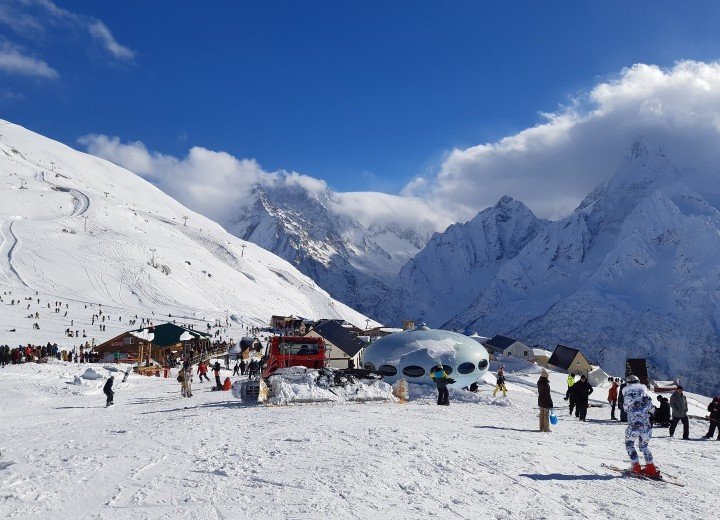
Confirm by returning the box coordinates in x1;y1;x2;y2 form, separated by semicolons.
622;375;659;476
493;367;507;397
103;376;114;407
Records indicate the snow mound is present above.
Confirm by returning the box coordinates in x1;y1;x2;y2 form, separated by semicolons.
81;368;102;380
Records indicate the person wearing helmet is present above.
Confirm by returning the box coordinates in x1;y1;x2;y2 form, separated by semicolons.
430;365;454;406
622;375;660;477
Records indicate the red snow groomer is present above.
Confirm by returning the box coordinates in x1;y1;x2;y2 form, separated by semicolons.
261;336;326;378
233;335;394;405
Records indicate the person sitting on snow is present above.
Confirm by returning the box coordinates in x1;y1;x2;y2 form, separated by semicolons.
622;375;659;477
652;395;671;427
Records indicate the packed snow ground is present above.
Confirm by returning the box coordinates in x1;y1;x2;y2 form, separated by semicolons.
0;360;716;519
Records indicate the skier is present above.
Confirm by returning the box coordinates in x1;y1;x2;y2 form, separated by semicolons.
430;365;453;406
572;375;593;421
103;375;114;407
197;361;210;382
669;386;690;440
607;378;619;420
240;358;246;375
492;366;508;397
213;361;222;390
622;375;660;477
702;396;720;439
233;361;240;376
537;368;553;432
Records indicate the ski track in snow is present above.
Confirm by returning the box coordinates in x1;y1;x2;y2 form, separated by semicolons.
0;220;29;287
0;362;716;520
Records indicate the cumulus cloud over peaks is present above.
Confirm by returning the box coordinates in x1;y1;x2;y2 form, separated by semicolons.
78;134;450;235
79;134;272;222
420;61;720;220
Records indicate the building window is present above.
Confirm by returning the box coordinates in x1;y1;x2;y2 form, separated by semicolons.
364;362;376;371
378;365;397;376
457;362;476;374
478;359;489;370
402;365;426;378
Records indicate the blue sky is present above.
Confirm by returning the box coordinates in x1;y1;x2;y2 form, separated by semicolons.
3;1;720;221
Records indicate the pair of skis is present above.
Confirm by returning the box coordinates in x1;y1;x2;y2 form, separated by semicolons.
600;463;684;486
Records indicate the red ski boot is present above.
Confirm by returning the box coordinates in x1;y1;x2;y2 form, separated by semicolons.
629;462;642;475
642;463;660;478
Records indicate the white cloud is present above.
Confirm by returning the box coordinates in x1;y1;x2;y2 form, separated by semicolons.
424;61;720;220
82;60;720;236
79;134;275;222
0;42;58;78
88;20;135;61
0;0;135;62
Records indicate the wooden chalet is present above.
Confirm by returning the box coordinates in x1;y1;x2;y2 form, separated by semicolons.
95;323;212;364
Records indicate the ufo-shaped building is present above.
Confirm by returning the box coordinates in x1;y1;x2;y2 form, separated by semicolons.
361;327;490;388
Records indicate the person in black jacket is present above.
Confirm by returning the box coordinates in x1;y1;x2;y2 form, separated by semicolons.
537;369;554;432
103;376;114;407
653;395;671;427
571;375;593;421
702;396;720;439
618;380;628;422
430;366;453;406
213;361;222;389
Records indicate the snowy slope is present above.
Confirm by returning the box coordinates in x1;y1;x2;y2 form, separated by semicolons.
0;120;372;349
0;359;716;519
425;141;720;394
226;182;427;319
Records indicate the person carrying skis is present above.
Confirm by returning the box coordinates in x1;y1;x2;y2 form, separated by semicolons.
703;396;720;439
607;377;619;420
537;368;553;432
103;375;114;407
197;361;210;382
572;374;593;421
492;366;508;397
669;386;690;439
622;375;659;476
430;365;453;406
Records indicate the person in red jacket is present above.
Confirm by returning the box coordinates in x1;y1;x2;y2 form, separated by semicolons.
197;361;210;382
608;377;619;420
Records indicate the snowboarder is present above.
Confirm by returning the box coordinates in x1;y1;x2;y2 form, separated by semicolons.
702;396;720;439
213;361;222;389
572;375;593;421
492;366;507;397
103;376;114;407
622;375;659;477
608;378;619;420
197;361;210;382
669;386;690;439
537;368;553;432
430;365;453;406
121;367;131;383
